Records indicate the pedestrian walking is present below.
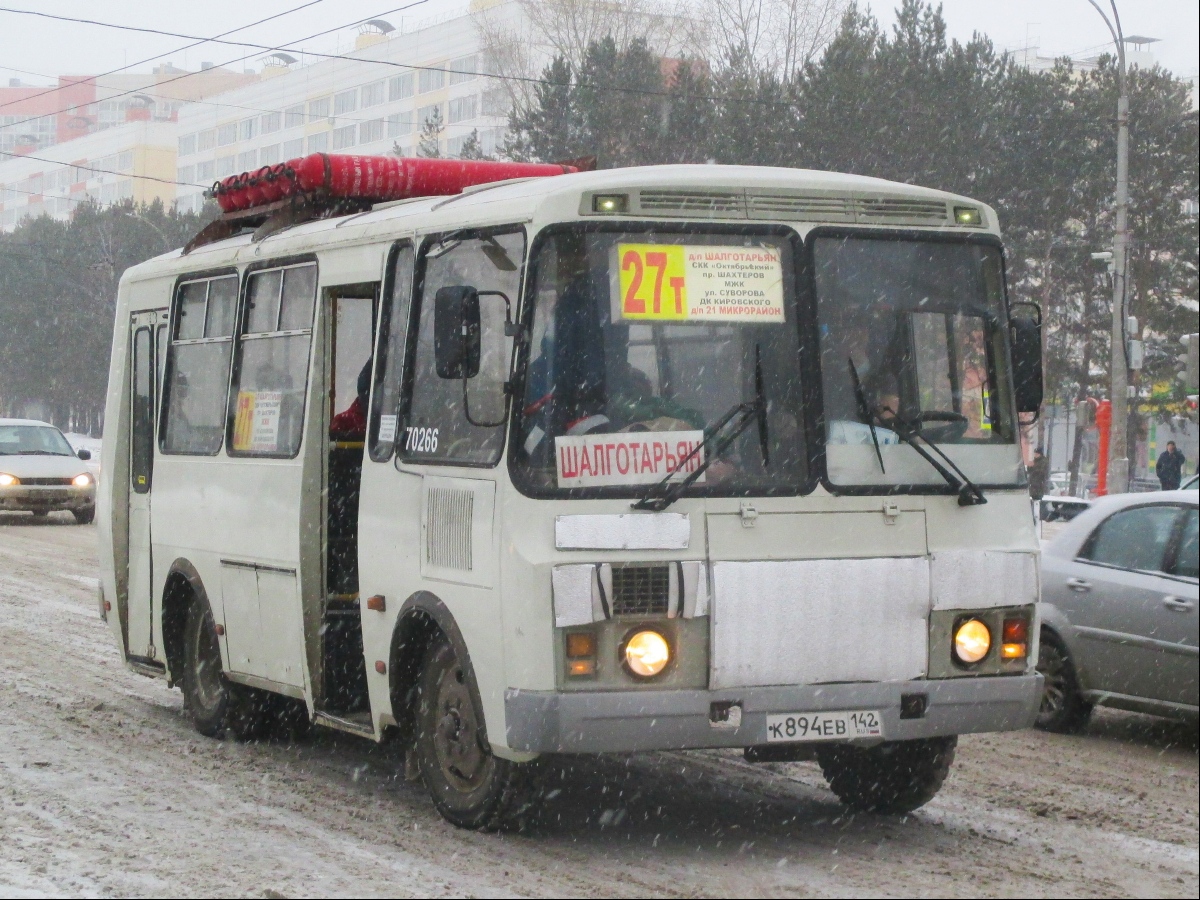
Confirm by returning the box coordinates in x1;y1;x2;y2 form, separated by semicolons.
1155;440;1186;491
1027;447;1049;500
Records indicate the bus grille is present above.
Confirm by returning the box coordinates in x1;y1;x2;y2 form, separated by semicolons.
426;487;473;570
610;565;671;616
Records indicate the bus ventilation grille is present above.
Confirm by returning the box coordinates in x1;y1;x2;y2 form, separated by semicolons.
855;198;948;222
638;189;746;217
426;487;473;571
610;565;671;616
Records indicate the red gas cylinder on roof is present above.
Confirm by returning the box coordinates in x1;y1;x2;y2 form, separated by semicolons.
213;153;577;214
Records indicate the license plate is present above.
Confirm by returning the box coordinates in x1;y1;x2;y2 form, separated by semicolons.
765;709;883;743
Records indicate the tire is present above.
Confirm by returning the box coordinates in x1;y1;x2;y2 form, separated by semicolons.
1035;631;1093;733
31;509;49;519
816;736;957;814
414;638;533;830
180;597;276;741
73;506;95;525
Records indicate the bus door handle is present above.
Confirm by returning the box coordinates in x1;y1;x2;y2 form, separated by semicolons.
1066;577;1091;592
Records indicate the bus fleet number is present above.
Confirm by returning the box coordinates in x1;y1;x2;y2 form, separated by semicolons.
405;426;439;453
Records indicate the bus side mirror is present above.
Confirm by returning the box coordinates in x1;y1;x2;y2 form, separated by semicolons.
434;286;481;379
1009;314;1043;413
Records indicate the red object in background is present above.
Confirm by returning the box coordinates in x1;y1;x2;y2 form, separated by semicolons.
1094;399;1112;496
213;154;578;213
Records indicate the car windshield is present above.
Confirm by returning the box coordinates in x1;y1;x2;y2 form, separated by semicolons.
813;235;1023;488
511;227;806;497
0;424;76;457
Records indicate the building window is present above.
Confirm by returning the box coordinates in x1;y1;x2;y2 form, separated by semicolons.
448;55;478;85
196;160;215;182
284;104;305;129
261;111;282;134
178;134;197;157
418;67;445;93
334;89;358;116
417;104;442;128
448;95;477;124
216;155;237;176
118;180;134;200
282;138;304;159
387;112;413;137
332;124;357;150
308;132;329;154
217;123;237;146
389;72;414;101
260;144;280;165
360;119;385;144
237;150;257;171
308;97;330;121
117;150;134;171
177;165;195;185
239;118;258;141
361;80;385;108
198;129;216;151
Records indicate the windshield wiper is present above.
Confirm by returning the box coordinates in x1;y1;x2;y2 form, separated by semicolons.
633;346;768;512
848;358;885;473
882;408;986;506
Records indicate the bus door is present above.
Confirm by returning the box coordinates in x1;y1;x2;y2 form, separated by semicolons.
127;308;167;663
320;284;377;714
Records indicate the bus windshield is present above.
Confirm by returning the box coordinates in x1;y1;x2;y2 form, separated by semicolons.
814;234;1022;488
512;226;806;497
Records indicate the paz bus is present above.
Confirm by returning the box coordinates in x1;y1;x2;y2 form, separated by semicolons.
98;154;1045;829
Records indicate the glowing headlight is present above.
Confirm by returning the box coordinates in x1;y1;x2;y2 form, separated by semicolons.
73;473;93;487
622;629;671;679
953;618;992;665
0;472;18;487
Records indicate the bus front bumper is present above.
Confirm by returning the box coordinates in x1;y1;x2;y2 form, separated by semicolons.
503;674;1042;753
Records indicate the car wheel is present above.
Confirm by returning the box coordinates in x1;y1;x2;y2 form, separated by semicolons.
414;637;534;830
31;509;49;518
180;597;276;741
1035;630;1093;733
816;736;957;814
73;506;95;525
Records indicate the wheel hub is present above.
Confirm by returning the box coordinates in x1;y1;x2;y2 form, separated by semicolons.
433;666;486;789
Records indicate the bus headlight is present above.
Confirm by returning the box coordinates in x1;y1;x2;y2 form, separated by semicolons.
621;629;671;679
73;473;93;487
953;618;991;665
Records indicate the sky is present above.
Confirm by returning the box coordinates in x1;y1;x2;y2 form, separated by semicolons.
0;0;1196;87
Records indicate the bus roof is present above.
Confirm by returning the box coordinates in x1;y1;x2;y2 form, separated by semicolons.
122;164;1000;285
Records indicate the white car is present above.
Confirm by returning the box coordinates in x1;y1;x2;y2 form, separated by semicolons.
0;418;97;524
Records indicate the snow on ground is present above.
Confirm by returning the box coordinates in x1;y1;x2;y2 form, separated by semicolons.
1;514;1197;898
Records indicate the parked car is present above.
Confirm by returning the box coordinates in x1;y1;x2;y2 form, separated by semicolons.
0;418;96;523
1036;491;1198;730
1182;473;1198;491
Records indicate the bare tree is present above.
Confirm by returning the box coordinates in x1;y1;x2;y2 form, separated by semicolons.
703;0;848;73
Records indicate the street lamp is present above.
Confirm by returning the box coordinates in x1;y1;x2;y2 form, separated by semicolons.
1085;0;1132;494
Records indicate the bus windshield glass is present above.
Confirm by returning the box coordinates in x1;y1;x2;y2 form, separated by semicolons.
512;227;806;497
814;234;1022;488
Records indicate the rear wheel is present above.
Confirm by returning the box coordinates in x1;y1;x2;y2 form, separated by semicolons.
414;638;533;830
816;736;956;814
1035;631;1093;733
180;597;276;741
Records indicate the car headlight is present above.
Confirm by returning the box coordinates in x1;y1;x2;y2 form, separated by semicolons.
953;618;992;665
73;473;93;487
0;472;18;487
621;629;671;679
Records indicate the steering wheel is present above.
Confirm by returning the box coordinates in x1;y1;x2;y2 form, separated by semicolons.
918;410;969;441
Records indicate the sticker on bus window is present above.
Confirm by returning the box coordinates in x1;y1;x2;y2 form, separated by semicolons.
232;390;282;452
377;414;397;443
555;430;706;488
613;244;785;324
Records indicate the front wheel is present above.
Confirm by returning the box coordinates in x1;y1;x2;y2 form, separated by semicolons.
414;638;533;830
816;736;956;813
73;506;95;525
1035;631;1093;733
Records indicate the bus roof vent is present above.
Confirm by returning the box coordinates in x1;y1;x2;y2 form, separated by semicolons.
746;192;855;222
637;189;746;218
853;198;948;224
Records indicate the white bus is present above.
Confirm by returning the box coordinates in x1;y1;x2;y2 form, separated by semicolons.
99;160;1045;829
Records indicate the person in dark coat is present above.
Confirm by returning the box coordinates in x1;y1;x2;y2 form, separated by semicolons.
1027;447;1049;500
1156;440;1186;490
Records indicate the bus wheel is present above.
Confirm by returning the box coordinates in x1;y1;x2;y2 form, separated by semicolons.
816;736;956;814
414;638;531;830
180;598;274;741
1035;632;1093;733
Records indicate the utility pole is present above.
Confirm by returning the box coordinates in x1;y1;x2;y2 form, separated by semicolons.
1087;0;1130;493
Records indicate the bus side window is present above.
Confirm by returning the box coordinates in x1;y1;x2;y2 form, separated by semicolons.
162;274;238;455
228;263;318;458
400;230;524;466
368;242;415;461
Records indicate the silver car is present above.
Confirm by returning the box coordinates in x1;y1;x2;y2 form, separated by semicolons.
0;418;97;524
1037;491;1198;730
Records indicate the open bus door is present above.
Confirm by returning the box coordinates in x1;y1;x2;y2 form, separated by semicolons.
126;308;167;666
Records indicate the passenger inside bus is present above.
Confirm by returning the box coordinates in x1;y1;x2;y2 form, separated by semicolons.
330;359;372;441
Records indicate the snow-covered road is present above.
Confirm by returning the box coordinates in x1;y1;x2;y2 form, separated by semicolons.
2;515;1197;898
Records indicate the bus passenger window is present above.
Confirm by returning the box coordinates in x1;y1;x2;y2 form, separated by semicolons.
229;262;318;457
400;230;524;466
368;242;414;461
162;274;239;455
